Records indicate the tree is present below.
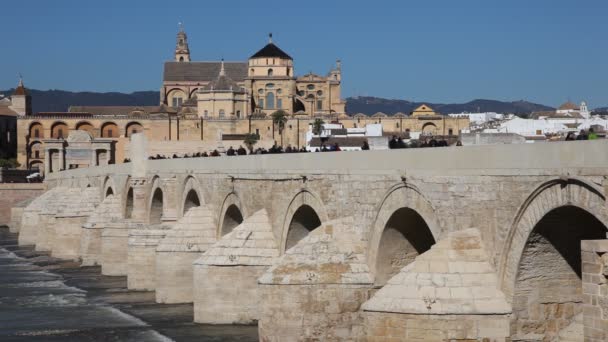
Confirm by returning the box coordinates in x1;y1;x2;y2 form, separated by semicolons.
0;158;20;169
243;133;259;153
271;110;289;146
312;118;325;136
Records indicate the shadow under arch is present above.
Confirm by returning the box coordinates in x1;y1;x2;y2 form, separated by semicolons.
509;204;606;339
148;176;164;224
180;176;203;216
279;189;329;253
102;175;116;199
367;183;441;286
498;177;608;301
217;192;245;237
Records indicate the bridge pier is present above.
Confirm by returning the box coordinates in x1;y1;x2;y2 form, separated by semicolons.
127;225;170;290
155;205;217;303
80;194;122;266
18;188;60;246
47;187;100;260
9;198;35;233
258;217;374;341
193;209;278;324
362;228;511;340
35;212;56;252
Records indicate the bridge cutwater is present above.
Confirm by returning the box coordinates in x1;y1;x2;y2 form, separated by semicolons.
5;135;608;341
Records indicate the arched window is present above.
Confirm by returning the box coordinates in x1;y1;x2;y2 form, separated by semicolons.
267;68;273;76
316;100;323;111
277;98;282;109
259;98;264;109
101;122;119;138
203;110;208;118
179;56;184;62
236;110;241;118
266;92;275;109
219;109;225;118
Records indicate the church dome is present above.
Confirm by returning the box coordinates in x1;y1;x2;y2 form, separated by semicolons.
558;101;578;110
250;34;292;60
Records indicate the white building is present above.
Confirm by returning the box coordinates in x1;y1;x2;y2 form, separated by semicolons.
305;123;384;151
448;112;505;125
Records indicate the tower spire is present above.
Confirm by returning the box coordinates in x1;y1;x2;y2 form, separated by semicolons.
219;58;226;77
175;23;190;62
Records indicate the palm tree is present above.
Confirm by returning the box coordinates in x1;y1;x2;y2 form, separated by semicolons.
271;110;288;146
312;118;325;136
243;133;259;153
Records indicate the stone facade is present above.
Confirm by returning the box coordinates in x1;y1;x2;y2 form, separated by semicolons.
581;240;608;341
6;139;608;340
0;183;45;227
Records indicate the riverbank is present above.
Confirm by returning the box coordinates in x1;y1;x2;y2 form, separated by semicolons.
0;227;258;342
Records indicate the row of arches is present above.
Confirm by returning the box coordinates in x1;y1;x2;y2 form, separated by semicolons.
101;174;607;339
28;121;144;139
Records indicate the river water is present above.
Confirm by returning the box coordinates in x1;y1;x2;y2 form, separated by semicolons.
0;228;258;342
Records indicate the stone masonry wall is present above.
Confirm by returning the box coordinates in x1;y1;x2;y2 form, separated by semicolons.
0;183;45;226
193;265;265;324
258;284;372;342
365;312;510;341
581;240;608;341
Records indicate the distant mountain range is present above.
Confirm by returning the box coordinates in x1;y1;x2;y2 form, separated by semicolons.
345;96;555;116
0;89;159;114
2;88;604;116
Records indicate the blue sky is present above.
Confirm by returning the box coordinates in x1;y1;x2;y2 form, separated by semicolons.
1;0;606;107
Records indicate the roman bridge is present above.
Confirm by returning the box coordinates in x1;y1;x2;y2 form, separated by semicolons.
9;136;608;341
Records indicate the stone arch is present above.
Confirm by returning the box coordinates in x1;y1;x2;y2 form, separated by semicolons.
28;141;43;160
102;176;116;199
148;177;164;224
75;121;95;137
29;160;43;170
501;178;608;340
166;88;187;107
367;184;440;285
125;122;144;137
51;121;69;139
280;190;329;252
100;122;119;138
499;178;608;300
101;176;117;198
124;186;134;219
28;121;44;139
217;192;245;237
421;122;437;134
180;176;203;216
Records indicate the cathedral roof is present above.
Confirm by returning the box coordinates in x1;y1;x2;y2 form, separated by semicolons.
558;101;578;111
250;42;292;60
202;61;244;92
163;61;248;82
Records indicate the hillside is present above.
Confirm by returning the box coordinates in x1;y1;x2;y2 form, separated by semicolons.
0;89;159;114
345;97;554;116
1;89;559;116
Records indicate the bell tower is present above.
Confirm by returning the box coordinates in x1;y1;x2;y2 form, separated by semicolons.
175;23;190;62
10;77;31;116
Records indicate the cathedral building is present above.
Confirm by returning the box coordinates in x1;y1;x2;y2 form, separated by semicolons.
161;30;345;118
14;27;468;174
